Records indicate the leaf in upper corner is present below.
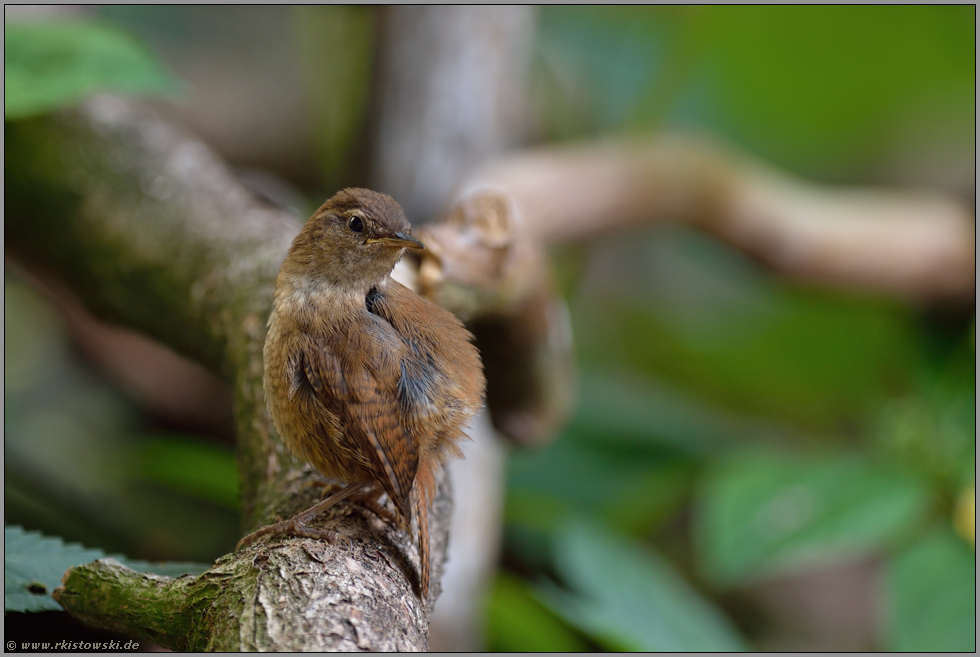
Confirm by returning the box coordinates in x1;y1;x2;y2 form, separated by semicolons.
4;525;209;613
536;518;747;652
4;19;179;120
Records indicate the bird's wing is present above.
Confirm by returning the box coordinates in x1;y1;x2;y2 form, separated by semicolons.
369;281;486;430
300;320;418;521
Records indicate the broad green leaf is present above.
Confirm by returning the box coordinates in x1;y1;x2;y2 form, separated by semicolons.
696;452;931;586
4;525;208;613
885;529;975;652
538;519;746;652
5;20;178;120
486;573;591;653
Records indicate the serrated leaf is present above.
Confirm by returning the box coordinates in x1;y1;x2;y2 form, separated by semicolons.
537;518;746;651
885;529;976;652
696;452;931;586
5;525;105;612
4;525;209;612
5;19;178;120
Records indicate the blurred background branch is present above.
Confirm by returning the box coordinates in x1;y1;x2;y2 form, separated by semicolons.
457;133;975;304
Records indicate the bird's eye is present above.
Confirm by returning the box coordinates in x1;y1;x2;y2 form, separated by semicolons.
347;216;364;233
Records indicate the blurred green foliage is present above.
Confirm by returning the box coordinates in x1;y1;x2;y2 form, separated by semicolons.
4;275;240;562
537;5;975;179
506;5;975;651
486;573;591;652
4;5;974;651
510;226;973;650
538;519;746;651
696;452;931;586
137;435;239;511
293;6;375;189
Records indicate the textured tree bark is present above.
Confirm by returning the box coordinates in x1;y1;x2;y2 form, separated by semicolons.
51;492;448;652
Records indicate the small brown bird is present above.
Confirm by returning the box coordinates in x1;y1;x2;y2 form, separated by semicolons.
238;188;485;601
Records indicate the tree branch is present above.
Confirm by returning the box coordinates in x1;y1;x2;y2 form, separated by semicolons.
5;96;456;650
53;511;437;652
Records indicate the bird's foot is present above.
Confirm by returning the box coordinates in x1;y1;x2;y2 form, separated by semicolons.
235;515;344;551
306;479;342;498
310;482;403;530
236;482;364;551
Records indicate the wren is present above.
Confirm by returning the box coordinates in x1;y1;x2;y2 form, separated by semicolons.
237;188;485;601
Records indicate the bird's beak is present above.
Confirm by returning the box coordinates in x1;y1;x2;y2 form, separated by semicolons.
365;232;425;250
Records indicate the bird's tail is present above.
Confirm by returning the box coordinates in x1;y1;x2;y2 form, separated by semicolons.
413;465;435;603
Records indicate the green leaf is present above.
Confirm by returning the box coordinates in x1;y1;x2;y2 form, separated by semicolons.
4;525;208;613
696;452;931;586
538;518;746;651
5;20;178;120
486;573;591;652
885;528;975;652
5;525;105;612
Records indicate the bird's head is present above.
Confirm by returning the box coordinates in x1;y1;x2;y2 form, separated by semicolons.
283;188;424;293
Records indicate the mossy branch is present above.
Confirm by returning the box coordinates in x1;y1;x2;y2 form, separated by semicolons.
53;521;434;651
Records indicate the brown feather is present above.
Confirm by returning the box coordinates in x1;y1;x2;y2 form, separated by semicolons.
256;188;486;601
